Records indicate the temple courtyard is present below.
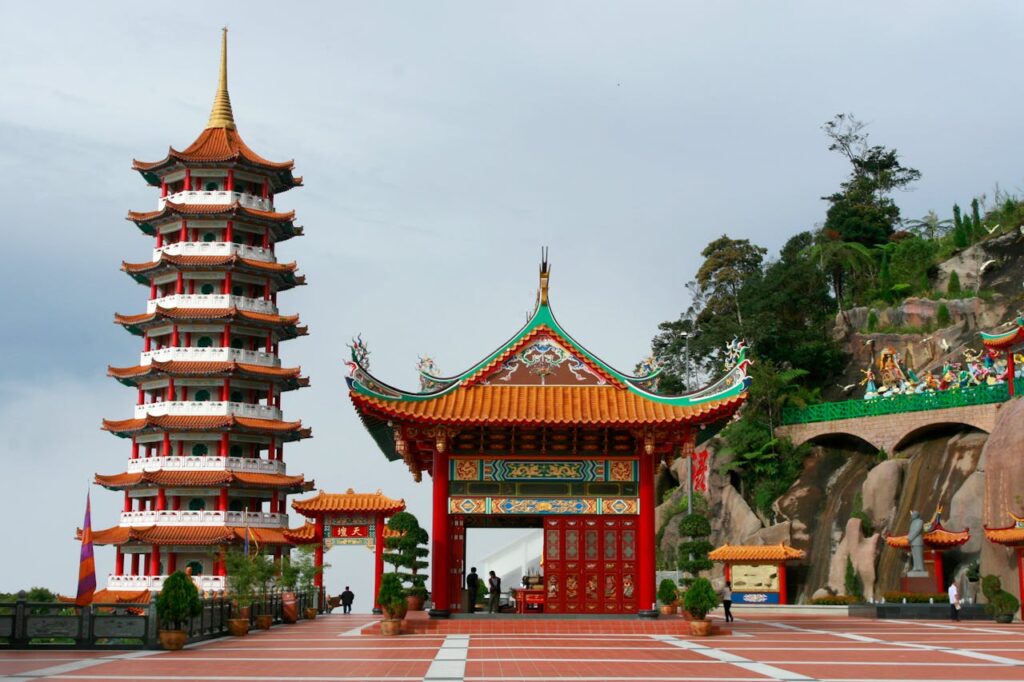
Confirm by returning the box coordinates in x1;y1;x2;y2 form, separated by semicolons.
3;612;1024;681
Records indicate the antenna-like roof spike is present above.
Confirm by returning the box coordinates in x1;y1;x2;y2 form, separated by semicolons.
539;247;550;306
206;27;236;130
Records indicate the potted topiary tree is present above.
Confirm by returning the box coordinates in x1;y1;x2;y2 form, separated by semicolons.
982;574;1020;624
377;573;407;636
678;514;713;588
382;512;430;611
683;577;719;636
155;571;202;650
224;549;257;636
278;551;299;623
252;553;276;630
658;579;680;616
294;545;326;620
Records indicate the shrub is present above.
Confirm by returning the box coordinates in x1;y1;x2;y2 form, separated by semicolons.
658;579;679;606
377;573;407;620
966;561;980;583
810;595;860;605
982;574;1020;619
384;512;430;597
224;549;258;608
677;513;713;585
156;571;202;631
936;303;951;327
867;310;879;332
947;271;961;296
844;557;863;599
849;493;874;537
683;577;719;620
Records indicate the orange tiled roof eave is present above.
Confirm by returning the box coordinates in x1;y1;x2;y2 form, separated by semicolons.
984;526;1024;547
86;524;295;547
122;255;300;276
126;201;296;226
708;543;806;563
291;489;406;515
350;385;744;427
132;127;295;172
114;306;304;331
94;470;311;492
107;361;305;384
101;414;311;440
885;523;971;551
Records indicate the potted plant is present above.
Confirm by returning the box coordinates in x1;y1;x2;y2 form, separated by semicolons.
155;571;202;650
684;577;719;636
382;512;430;611
278;551;300;623
377;573;407;636
966;561;980;603
658;579;680;616
677;514;713;588
252;553;276;630
294;545;325;620
982;574;1020;624
224;549;257;636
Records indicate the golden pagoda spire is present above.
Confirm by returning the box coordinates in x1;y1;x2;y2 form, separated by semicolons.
538;246;550;306
206;27;236;130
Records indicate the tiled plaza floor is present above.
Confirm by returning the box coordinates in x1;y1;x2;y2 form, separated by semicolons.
3;612;1024;681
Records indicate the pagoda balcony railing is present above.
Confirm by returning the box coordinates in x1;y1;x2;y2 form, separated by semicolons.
781;379;1022;425
119;510;288;528
160;189;273;212
154;241;274;263
140;346;280;368
134;400;282;421
147;294;277;315
106;574;226;593
127;455;286;475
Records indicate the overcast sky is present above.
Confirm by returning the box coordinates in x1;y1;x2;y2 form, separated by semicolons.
2;2;1023;609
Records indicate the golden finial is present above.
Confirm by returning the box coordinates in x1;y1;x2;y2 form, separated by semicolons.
206;27;236;130
538;246;550;306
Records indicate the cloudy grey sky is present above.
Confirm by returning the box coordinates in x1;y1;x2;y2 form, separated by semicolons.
2;2;1023;609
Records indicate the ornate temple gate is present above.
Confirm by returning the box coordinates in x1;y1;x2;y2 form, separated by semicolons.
347;259;750;616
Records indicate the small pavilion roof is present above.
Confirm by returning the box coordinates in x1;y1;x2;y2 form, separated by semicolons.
291;489;406;515
114;307;306;338
984;512;1024;547
102;414;311;441
122;255;304;287
95;470;312;493
886;519;971;551
981;316;1024;350
108;361;307;390
708;543;806;563
85;524;299;547
131;30;300;192
127;202;297;226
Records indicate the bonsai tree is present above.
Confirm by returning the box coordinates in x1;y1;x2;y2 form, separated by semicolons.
377;572;407;619
382;512;429;599
224;549;258;609
982;574;1020;622
683;577;719;621
156;571;202;631
677;513;713;586
657;578;679;606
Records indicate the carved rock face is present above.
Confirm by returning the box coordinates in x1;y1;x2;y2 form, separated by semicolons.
982;399;1024;530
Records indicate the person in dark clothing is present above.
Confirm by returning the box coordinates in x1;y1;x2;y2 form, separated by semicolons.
466;567;480;613
487;571;501;613
340;586;354;615
722;581;733;622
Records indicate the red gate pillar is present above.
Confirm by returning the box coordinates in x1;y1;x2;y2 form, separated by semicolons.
314;516;325;589
373;512;385;614
1017;549;1024;621
429;446;451;618
638;451;656;617
778;562;788;605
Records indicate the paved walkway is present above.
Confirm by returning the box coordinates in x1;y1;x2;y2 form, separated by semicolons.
3;613;1024;681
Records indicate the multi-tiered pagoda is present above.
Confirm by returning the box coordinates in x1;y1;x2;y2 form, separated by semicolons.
87;30;313;600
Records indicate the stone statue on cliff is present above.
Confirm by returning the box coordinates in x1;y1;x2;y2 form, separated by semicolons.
907;510;926;575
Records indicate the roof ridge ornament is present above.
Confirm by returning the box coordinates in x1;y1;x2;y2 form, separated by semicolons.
206;27;236;130
538;246;550;307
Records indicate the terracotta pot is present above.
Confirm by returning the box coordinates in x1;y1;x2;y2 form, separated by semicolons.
235;605;251;620
660;604;677;616
304;607;318;620
689;619;712;637
255;614;273;630
227;618;250;637
384;605;409;621
406;594;426;611
995;614;1014;624
380;619;402;636
158;629;188;650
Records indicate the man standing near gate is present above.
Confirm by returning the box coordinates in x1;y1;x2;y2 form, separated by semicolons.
488;571;501;613
340;586;354;615
466;567;480;613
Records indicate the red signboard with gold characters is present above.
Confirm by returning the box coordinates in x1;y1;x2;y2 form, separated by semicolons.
323;514;376;549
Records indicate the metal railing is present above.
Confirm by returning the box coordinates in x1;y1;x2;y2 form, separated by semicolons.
0;589;322;650
781;379;1021;425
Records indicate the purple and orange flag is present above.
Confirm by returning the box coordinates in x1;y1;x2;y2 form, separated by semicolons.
75;492;96;607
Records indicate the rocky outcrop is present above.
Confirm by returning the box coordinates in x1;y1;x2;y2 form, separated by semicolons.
980;398;1024;601
861;458;907;534
827;518;881;600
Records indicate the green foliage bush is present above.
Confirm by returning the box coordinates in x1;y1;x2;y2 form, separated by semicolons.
377;573;407;619
849;493;874;537
947;270;961;296
677;513;713;585
657;579;679;606
384;511;430;597
982;574;1020;619
867;310;879;332
156;571;201;630
810;595;860;605
683;577;719;620
844;557;863;599
937;303;951;327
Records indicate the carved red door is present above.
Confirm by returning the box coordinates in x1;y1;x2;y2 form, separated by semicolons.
543;516;637;614
449;515;466;612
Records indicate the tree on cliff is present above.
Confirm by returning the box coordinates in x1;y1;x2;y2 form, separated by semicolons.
695;235;767;328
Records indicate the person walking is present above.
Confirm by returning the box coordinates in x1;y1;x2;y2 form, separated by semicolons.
722;581;734;622
466;567;480;614
948;581;960;622
487;571;502;614
340;586;354;615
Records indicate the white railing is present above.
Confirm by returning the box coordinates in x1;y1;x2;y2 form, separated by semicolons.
127;455;286;475
147;294;276;315
160;190;273;212
119;510;287;528
134;401;282;421
107;574;226;593
153;241;274;263
139;346;280;368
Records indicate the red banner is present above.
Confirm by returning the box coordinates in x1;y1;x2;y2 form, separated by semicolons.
691;450;709;493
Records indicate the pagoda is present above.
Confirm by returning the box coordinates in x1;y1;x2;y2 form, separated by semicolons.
86;30;313;600
347;257;750;616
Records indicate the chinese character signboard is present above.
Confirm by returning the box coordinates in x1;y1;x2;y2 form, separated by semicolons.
323;514;377;549
691;449;709;493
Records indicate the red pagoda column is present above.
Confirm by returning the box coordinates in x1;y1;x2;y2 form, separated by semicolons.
314;516;325;588
430;445;451;617
638;450;656;616
373;512;385;614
